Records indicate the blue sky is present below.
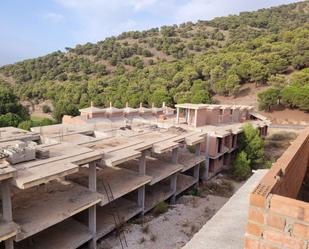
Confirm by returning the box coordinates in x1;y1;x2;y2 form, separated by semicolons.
0;0;299;66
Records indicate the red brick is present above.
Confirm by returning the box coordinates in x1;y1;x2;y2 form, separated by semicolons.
266;212;286;230
250;193;267;209
249;207;265;224
247;222;263;237
260;243;280;249
263;229;304;249
244;236;259;249
293;223;309;239
270;195;309;222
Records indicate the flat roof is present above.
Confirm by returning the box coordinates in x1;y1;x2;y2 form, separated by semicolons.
175;103;253;110
0;127;39;143
12;142;102;189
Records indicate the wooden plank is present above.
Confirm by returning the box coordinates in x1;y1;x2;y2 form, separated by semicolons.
12;181;102;241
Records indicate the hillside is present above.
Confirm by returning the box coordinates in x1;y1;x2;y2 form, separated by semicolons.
0;1;308;113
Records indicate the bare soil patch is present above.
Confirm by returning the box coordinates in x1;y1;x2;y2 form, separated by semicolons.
97;175;243;249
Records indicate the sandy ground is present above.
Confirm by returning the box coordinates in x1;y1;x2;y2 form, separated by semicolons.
98;179;243;249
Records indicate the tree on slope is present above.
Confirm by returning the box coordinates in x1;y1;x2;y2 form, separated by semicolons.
0;87;29;127
257;88;280;111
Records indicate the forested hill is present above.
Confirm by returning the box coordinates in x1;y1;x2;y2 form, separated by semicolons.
0;1;308;111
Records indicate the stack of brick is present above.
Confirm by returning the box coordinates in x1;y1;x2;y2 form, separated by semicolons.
245;128;309;249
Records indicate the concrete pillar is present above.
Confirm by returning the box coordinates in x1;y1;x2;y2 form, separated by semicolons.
138;186;145;215
170;174;177;204
187;109;190;124
195;143;201;156
1;180;14;249
139;151;146;175
176;107;180;124
88;206;97;249
88;162;97;192
1;180;12;221
204;134;210;180
194;109;198;127
171;148;178;164
88;162;97;249
193;165;200;187
4;239;14;249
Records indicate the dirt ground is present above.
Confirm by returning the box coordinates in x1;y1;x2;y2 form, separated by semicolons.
214;83;309;125
98;177;243;249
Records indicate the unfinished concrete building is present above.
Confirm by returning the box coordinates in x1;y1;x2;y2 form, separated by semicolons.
0;103;269;249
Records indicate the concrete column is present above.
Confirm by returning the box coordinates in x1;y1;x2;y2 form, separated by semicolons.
204;134;210;180
5;239;14;249
88;162;97;192
171;148;178;164
138;186;145;215
187;109;190;124
88;206;97;249
194;109;198;127
195;143;201;156
193;164;200;187
1;180;14;249
1;180;12;221
170;174;177;204
176;107;180;124
88;162;97;249
139;151;146;175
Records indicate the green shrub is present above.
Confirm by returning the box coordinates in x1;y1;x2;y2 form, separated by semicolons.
233;151;252;180
153;201;169;216
18;120;32;131
42;105;51;113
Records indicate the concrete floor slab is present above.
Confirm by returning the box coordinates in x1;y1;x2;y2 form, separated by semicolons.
182;169;268;249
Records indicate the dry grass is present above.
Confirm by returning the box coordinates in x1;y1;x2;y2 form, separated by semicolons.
200;177;234;197
152;201;169;216
150;234;157;242
141;224;149;234
264;131;297;161
139;237;146;244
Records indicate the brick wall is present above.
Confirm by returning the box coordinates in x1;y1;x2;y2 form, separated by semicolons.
245;128;309;249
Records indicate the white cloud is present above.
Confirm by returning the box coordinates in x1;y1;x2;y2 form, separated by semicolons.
42;12;64;23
